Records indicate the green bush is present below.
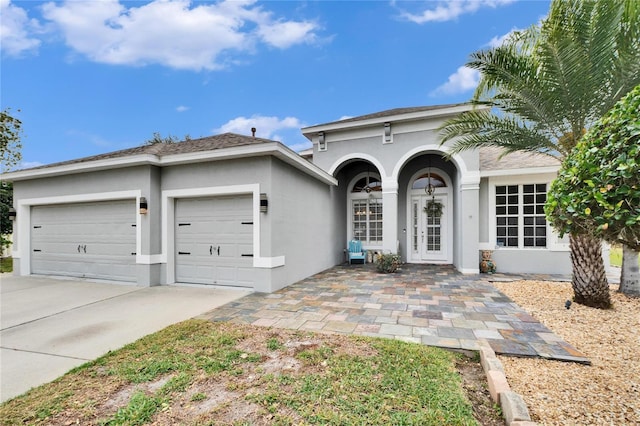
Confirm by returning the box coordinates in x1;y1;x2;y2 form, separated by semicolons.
376;253;400;273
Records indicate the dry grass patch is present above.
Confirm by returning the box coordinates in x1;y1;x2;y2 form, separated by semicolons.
0;320;501;425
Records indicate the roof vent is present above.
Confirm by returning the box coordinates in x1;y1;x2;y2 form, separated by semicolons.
251;127;256;138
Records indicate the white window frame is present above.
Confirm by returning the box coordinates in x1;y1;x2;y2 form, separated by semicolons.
347;172;383;248
488;174;569;252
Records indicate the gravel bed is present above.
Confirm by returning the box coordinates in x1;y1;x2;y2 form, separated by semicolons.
491;280;639;425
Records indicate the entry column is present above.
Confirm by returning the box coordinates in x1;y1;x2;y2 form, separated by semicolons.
382;177;398;254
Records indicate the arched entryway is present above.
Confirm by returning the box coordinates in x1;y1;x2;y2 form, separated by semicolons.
406;168;453;263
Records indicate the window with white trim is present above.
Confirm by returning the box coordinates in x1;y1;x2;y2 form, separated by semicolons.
496;183;547;248
350;175;382;244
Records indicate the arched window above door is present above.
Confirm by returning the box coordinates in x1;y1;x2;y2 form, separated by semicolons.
411;173;447;190
351;176;382;193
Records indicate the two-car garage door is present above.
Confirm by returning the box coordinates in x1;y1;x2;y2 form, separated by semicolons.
28;196;255;287
30;200;137;282
175;196;254;287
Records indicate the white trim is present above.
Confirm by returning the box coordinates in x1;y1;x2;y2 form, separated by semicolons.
254;256;285;268
346;172;384;247
328;153;387;178
480;166;559;177
136;254;164;264
14;190;142;276
391;145;471;182
487;175;566;252
405;168;453;264
459;267;480;274
301;104;479;138
161;184;284;285
2;144;337;187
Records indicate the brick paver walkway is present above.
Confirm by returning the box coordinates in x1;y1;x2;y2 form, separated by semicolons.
199;264;590;364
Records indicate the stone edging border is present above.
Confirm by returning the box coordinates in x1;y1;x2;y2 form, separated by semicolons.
478;340;538;426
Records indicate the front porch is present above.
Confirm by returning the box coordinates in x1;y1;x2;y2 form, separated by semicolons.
201;264;589;363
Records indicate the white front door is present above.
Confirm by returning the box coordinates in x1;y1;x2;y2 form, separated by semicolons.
410;194;449;262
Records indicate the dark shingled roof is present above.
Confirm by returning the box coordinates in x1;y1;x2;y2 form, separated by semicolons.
315;103;470;127
480;146;561;171
20;133;276;171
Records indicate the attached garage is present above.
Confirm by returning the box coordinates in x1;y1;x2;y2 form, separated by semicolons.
174;195;254;287
5;133;338;291
30;200;137;282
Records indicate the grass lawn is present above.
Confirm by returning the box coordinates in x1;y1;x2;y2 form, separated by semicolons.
0;320;499;425
0;257;12;273
609;246;640;268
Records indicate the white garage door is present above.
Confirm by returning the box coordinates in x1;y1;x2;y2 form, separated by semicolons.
175;195;254;287
31;200;137;282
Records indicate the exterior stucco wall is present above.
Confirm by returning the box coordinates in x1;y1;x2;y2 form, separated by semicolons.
491;250;572;275
268;157;337;291
478;178;490;244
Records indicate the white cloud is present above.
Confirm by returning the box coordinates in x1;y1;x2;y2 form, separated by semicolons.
431;66;480;96
214;114;305;140
176;105;189;112
0;0;42;56
39;0;321;71
400;0;515;24
487;27;521;48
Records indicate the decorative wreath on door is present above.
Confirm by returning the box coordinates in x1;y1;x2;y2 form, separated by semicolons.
424;198;443;218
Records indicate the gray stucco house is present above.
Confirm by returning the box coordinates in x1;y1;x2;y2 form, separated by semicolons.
2;104;575;292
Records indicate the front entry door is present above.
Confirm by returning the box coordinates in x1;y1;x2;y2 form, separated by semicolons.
410;194;448;262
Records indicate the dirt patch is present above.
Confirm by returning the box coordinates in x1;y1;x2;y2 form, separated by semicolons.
493;281;640;425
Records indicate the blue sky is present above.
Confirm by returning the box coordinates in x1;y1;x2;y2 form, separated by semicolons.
1;0;550;170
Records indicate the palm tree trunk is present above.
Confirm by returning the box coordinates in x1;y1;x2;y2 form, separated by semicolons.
619;245;640;296
569;234;611;308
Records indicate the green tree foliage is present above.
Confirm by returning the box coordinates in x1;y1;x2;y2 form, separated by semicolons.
546;85;640;250
438;0;640;308
1;108;23;172
0;181;13;251
439;0;640;158
144;132;191;145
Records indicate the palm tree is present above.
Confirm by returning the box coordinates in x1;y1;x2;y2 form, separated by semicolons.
439;0;640;308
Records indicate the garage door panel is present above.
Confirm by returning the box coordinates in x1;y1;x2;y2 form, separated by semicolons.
175;196;254;287
31;200;136;282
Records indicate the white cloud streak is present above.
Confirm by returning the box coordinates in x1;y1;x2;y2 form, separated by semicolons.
400;0;515;24
430;66;480;96
3;0;321;70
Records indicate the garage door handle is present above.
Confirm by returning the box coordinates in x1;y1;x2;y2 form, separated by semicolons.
178;251;191;255
78;245;81;253
83;245;87;254
210;245;213;255
217;246;220;256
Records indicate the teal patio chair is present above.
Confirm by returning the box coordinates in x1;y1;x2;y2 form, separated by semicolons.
348;240;367;264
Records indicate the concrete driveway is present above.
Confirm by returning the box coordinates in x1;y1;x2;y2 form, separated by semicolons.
0;275;250;403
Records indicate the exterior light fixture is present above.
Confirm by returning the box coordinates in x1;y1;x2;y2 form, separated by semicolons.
8;207;16;221
318;132;326;151
260;193;268;213
139;197;148;215
384;122;392;143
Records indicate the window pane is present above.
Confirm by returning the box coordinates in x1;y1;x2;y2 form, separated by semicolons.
496;186;506;195
523;184;534;193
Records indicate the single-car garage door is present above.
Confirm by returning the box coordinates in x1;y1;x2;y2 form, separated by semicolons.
175;195;254;287
31;200;137;282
